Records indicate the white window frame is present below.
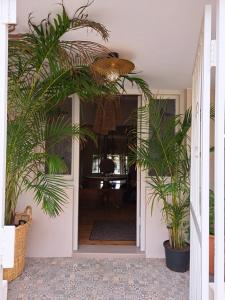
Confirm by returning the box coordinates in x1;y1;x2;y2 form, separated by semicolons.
144;90;185;258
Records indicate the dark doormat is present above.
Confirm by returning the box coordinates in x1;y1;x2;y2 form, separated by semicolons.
89;221;136;241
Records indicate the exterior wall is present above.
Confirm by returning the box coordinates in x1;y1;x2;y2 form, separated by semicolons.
3;281;7;300
145;187;168;258
16;186;74;257
186;88;192;109
15;93;78;258
16;89;186;258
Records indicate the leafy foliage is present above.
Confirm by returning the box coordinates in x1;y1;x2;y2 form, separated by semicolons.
6;4;110;225
130;98;191;249
6;3;152;224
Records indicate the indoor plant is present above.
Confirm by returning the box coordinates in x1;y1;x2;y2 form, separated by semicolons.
130;98;191;272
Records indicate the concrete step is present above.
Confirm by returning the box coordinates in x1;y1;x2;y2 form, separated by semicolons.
73;245;145;258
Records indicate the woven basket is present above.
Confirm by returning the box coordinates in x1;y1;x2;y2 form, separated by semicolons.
3;206;32;281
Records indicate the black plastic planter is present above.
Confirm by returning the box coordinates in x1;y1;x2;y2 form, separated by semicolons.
163;240;190;272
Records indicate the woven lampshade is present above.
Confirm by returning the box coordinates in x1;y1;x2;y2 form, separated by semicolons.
92;53;135;81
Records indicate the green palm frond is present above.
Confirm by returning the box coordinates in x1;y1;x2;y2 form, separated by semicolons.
130;97;190;249
6;2;152;225
27;172;68;217
6;3;107;224
120;75;153;99
10;4;109;73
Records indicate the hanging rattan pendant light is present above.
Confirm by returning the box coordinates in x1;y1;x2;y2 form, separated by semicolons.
91;52;135;81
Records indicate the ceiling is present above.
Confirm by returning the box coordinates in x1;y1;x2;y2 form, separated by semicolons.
16;0;216;90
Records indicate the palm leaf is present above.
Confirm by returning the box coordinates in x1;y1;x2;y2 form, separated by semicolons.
130;97;190;248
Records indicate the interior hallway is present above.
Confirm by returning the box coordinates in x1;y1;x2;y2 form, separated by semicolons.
79;203;136;245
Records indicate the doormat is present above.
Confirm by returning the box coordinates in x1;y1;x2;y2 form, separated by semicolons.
89;221;136;241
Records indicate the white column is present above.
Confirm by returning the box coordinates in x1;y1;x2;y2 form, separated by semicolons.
0;1;16;299
201;6;211;300
72;94;80;251
0;12;9;300
189;5;212;299
214;0;225;299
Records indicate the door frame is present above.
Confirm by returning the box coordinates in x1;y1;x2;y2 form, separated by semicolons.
72;89;145;251
144;89;185;258
72;94;80;251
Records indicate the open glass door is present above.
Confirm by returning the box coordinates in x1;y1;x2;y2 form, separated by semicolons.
189;6;211;300
73;93;145;250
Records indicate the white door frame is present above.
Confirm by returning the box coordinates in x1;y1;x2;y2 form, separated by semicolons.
151;89;185;115
57;95;79;251
72;89;146;251
213;0;225;298
136;92;144;249
189;6;211;300
72;94;80;251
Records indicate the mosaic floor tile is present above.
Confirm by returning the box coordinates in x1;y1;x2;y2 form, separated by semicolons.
8;257;189;300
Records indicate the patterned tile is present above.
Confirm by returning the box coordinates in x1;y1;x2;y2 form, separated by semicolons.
8;257;189;300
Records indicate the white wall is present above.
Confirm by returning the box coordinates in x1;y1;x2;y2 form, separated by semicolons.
186;88;215;189
16;186;74;257
145;187;169;258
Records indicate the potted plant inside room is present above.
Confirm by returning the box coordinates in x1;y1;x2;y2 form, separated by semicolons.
130;98;191;272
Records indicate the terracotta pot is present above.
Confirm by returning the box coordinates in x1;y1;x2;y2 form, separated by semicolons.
209;234;214;275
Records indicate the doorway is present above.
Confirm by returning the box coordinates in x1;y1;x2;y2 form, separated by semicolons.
78;95;139;247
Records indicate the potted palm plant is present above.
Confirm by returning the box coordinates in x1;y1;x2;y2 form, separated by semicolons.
130;98;191;272
5;3;152;281
4;4;111;281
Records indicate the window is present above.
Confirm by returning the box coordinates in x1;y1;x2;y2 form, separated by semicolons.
91;154;128;175
46;97;73;175
148;99;176;176
92;155;101;174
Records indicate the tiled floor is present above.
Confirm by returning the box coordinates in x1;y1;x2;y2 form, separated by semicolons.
8;257;189;300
